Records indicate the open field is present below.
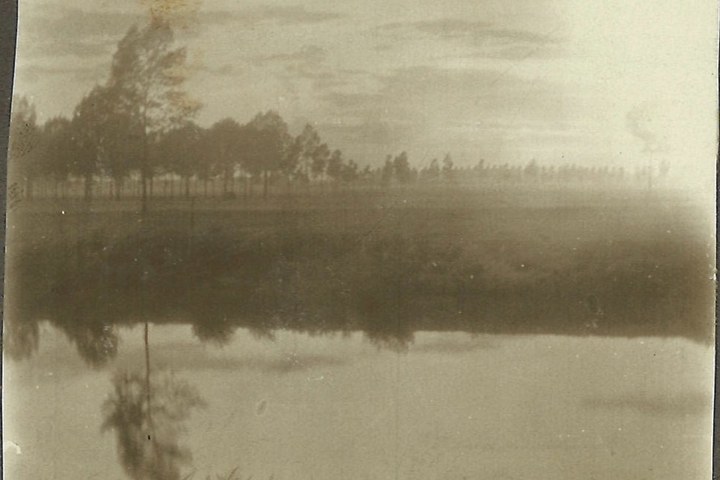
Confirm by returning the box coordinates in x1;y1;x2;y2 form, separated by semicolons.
5;185;715;363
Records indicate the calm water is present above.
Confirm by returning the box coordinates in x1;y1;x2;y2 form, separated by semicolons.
3;323;713;480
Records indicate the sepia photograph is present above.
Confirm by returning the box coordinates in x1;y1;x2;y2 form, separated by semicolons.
2;0;717;479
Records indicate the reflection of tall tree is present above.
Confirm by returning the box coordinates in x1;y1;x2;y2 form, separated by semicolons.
102;365;205;479
191;315;237;346
49;308;120;368
144;322;153;434
4;317;40;361
71;321;119;368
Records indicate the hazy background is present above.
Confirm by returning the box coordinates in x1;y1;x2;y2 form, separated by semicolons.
12;0;718;188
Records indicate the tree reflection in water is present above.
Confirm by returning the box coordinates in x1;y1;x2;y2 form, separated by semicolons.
102;343;205;480
3;316;40;361
5;224;715;368
70;320;119;367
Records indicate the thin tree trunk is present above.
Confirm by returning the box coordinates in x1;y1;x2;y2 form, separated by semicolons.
223;169;230;196
188;197;195;253
144;321;154;437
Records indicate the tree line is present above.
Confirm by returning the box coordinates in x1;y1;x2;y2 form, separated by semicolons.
8;17;663;208
10;87;662;205
10;94;374;201
7;18;366;208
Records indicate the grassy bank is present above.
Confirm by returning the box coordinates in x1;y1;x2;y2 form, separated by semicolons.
4;186;714;362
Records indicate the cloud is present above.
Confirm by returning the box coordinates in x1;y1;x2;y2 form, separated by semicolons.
312;65;570;164
321;91;386;112
378;18;562;59
20;4;342;61
15;5;138;68
199;5;342;27
26;5;142;40
248;45;354;92
413;19;556;44
463;44;567;61
250;45;327;67
318;120;407;148
16;62;108;84
322;66;564;124
21;38;116;59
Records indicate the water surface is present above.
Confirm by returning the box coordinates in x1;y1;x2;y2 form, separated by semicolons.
4;323;713;480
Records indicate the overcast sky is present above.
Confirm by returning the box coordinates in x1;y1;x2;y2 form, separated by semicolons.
12;0;718;183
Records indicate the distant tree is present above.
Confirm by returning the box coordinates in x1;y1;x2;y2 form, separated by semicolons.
293;123;321;182
361;165;373;182
100;94;143;199
442;153;454;182
107;18;201;213
195;132;215;196
39;116;74;198
156;122;204;198
381;155;394;186
205;118;244;197
524;159;539;180
8;96;41;198
393;151;411;183
410;167;419;183
285;135;304;183
243;111;292;198
70;85;144;201
311;143;330;181
426;158;440;180
326;149;344;181
342;158;359;182
70;87;109;201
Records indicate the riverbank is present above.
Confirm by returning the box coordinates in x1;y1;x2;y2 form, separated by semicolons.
4;186;714;363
